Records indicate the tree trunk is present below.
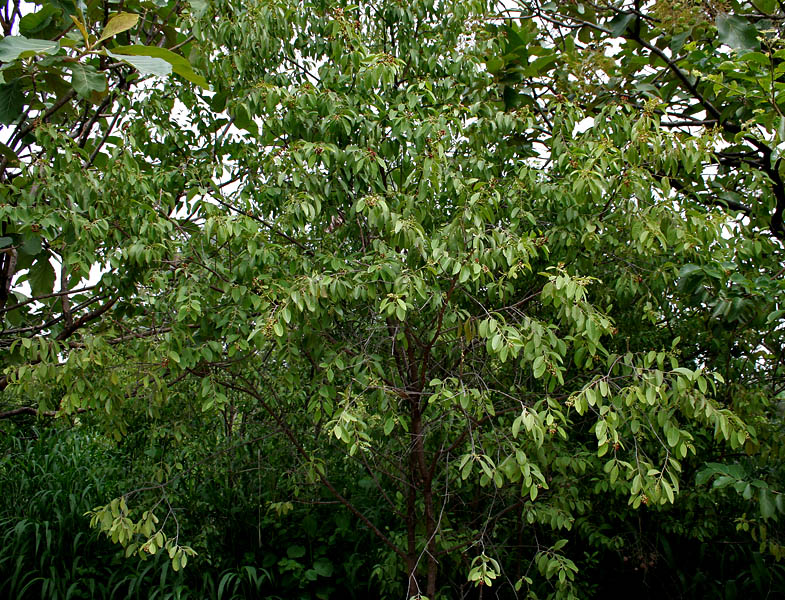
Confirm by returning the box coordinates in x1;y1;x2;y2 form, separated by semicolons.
410;395;438;598
407;446;420;598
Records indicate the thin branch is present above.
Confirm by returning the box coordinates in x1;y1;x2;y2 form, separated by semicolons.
0;406;89;420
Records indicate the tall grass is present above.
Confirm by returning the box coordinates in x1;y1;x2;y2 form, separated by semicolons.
0;428;192;599
0;426;365;599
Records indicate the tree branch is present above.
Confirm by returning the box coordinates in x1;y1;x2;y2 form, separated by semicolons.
223;377;408;562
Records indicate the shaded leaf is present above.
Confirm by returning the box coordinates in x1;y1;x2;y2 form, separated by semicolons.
312;558;333;577
20;235;42;256
0;82;25;124
677;264;705;294
29;257;56;297
287;545;305;558
486;56;504;74
609;13;635;37
760;488;775;519
0;141;17;166
716;14;760;51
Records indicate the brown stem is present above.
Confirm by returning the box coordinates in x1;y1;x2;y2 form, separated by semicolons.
0;284;97;316
407;447;420;598
0;246;17;313
410;395;438;597
0;406;88;420
56;296;118;341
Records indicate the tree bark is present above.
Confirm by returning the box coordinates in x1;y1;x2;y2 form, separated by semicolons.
410;392;438;598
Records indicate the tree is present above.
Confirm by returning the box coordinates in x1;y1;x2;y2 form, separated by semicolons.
1;0;783;598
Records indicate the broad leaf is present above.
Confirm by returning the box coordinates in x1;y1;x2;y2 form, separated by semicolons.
110;45;209;88
19;5;61;36
97;12;139;44
20;235;42;256
760;488;775;519
69;64;107;99
29;257;56;298
189;0;209;18
677;264;705;295
716;14;760;51
106;49;172;78
0;82;24;124
609;13;635;37
312;558;333;577
0;36;59;62
756;0;778;12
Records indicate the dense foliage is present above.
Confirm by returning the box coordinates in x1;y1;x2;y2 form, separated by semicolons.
1;0;784;598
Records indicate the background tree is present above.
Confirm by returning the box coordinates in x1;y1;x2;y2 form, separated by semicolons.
1;1;784;599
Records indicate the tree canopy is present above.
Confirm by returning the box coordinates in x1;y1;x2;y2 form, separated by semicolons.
1;0;784;598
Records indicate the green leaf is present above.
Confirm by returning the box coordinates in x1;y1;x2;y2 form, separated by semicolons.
716;14;760;51
312;558;333;577
757;0;778;12
189;0;209;18
0;82;25;125
287;544;306;559
486;56;504;74
97;12;139;44
110;45;209;88
69;64;107;99
231;103;257;134
0;141;19;165
524;54;557;77
29;257;55;297
609;13;635;37
666;427;679;447
532;356;546;378
19;5;61;36
662;480;674;503
670;29;691;53
766;309;785;324
760;488;775;519
677;264;704;294
0;36;59;62
106;49;172;77
69;15;89;47
20;235;42;256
